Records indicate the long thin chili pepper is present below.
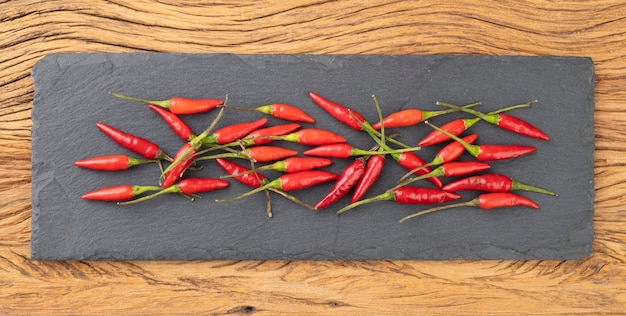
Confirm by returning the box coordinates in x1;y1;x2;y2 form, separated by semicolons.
110;92;223;115
216;170;340;202
96;122;170;160
442;174;557;196
336;186;461;215
315;158;366;210
202;118;268;145
267;128;346;145
438;101;548;140
148;104;195;141
309;92;366;131
243;123;301;145
118;178;230;205
223;157;333;178
371;102;481;129
303;143;420;159
391;151;443;188
82;184;161;202
196;145;299;163
399;192;539;222
425;121;536;161
351;154;385;203
396;161;491;188
215;158;267;188
162;143;197;188
222;104;315;123
419;100;537;146
75;154;155;171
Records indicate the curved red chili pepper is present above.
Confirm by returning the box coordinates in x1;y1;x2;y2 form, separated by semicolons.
351;154;385;203
82;184;161;202
75;154;154;171
279;128;346;145
162;143;197;188
309;92;366;131
216;170;339;202
432;134;478;165
215;158;267;188
272;157;333;173
418;118;479;146
243;123;301;145
442;173;557;196
148;104;194;141
256;104;316;123
96;122;168;160
117;178;230;205
399;192;539;222
110;92;223;115
203;118;268;145
315;159;366;209
337;186;460;215
396;161;491;188
392;151;443;188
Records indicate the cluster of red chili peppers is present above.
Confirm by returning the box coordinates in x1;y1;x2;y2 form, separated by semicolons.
76;90;556;221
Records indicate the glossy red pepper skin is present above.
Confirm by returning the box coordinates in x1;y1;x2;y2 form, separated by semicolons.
215;158;267;188
315;159;366;209
81;185;160;202
74;154;151;171
351;155;385;203
372;109;423;129
432;134;478;165
176;178;230;195
392;152;443;188
162;143;197;188
148;104;194;141
245;146;299;162
276;157;333;173
475;145;536;161
204;118;268;145
418;118;479;146
244;123;301;145
96;122;166;160
478;192;539;209
110;92;223;114
281;128;346;145
438;161;491;177
309;92;366;131
303;143;354;158
393;186;461;204
442;173;556;196
256;104;315;123
496;114;549;140
278;171;340;191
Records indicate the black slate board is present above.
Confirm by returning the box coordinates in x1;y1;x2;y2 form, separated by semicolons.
31;53;595;260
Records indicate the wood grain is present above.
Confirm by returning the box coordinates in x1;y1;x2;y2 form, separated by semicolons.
1;0;625;314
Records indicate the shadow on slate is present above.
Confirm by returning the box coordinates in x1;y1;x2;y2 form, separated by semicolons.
31;53;595;260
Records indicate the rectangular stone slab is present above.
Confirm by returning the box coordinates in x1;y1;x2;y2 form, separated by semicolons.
31;53;595;260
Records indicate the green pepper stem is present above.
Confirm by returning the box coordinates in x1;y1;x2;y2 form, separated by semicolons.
424;121;480;157
109;92;169;108
336;191;393;215
512;180;558;196
267;188;317;211
118;185;179;205
394;166;443;190
216;179;280;202
422;101;482;120
399;200;478;222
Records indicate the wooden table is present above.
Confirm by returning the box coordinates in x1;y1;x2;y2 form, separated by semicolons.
2;1;625;314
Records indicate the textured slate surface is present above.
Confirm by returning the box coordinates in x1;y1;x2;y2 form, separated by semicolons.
31;53;595;260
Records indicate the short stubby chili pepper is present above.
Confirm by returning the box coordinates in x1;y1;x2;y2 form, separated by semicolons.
256;103;316;123
96;122;169;160
351;154;385;203
336;186;461;215
202;118;268;145
371;102;481;129
118;178;231;205
274;128;346;146
442;173;557;196
397;161;491;188
82;184;161;202
196;146;299;163
425;121;536;161
391;151;443;188
243;123;301;146
309;92;366;131
216;170;340;202
74;154;155;171
148;104;194;141
399;192;539;222
315;158;366;210
162;143;197;188
110;92;223;115
215;158;267;188
303;143;420;159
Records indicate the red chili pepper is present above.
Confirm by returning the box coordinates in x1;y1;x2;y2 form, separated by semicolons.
391;151;443;188
196;146;299;163
82;184;161;202
96;122;169;160
275;128;346;145
118;178;230;205
432;134;478;165
162;143;197;188
315;158;366;209
309;92;366;131
255;104;316;123
425;121;536;161
216;170;340;202
442;173;557;196
215;158;267;188
110;92;223;115
371;102;481;129
399;192;539;222
243;123;301;145
351;154;385;203
303;143;420;159
75;154;155;171
148;104;194;141
250;157;333;174
397;161;491;187
337;186;461;215
202;118;268;145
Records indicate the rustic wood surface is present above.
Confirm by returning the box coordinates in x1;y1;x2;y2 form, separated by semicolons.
1;0;625;314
